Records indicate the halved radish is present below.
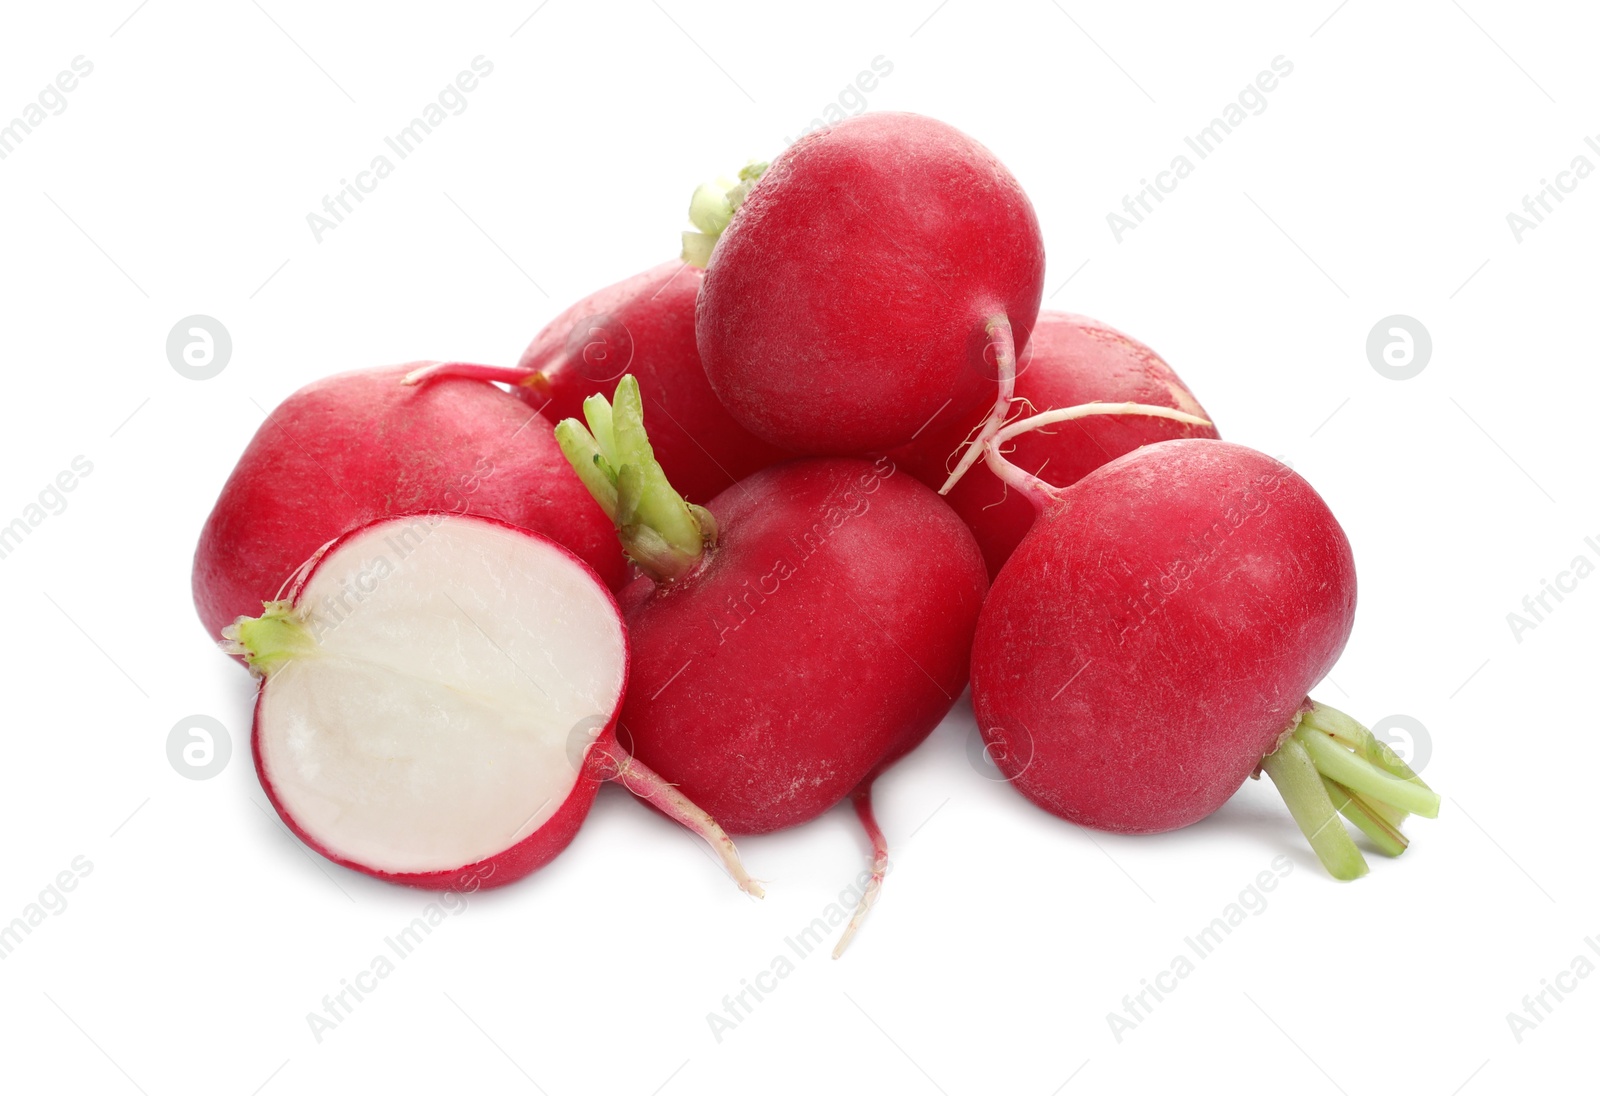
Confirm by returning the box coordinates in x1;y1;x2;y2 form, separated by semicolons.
224;512;760;894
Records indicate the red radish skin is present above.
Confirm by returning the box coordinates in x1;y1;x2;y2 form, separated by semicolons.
966;421;1440;878
229;514;758;894
972;440;1354;832
895;311;1219;579
693;112;1045;455
554;377;986;949
618;457;986;833
405;262;791;503
192;364;626;642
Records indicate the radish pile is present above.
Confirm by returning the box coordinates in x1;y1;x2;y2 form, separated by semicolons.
194;111;1437;954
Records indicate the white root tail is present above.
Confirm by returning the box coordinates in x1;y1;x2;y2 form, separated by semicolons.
833;781;890;959
602;747;765;898
947;399;1214;505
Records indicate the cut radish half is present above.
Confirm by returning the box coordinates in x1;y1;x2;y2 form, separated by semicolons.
224;513;761;895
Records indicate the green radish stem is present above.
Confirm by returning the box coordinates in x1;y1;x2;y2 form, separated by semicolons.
1356;792;1409;831
681;161;769;268
1322;777;1409;857
1294;724;1440;818
1261;736;1368;881
1301;702;1427;786
1262;700;1440;879
222;602;317;677
554;375;716;583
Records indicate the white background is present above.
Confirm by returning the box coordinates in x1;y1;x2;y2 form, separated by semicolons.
0;1;1593;1093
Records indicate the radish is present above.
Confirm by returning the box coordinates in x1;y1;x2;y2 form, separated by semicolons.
223;513;759;894
895;311;1219;578
193;364;627;643
688;112;1045;455
555;376;988;952
966;411;1440;879
403;261;790;502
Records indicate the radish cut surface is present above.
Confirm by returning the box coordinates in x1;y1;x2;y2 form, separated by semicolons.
251;516;626;876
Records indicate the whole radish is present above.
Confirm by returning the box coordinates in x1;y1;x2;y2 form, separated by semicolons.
403;261;790;502
225;513;759;894
895;311;1219;579
556;376;988;953
193;364;626;643
687;112;1045;455
963;415;1439;880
